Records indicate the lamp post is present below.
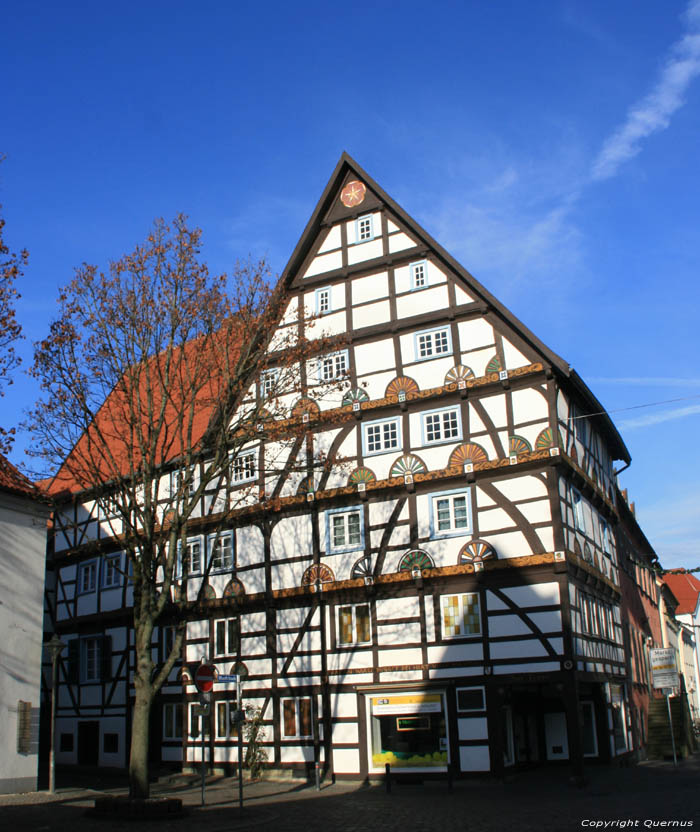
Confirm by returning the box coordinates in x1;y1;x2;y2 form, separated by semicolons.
45;634;66;794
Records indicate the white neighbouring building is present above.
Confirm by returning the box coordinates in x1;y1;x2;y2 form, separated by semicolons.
45;155;641;779
0;454;51;793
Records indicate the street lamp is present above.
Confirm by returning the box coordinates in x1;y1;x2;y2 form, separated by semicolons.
45;634;66;794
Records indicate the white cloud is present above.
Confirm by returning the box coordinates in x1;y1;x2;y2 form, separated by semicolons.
591;0;700;181
617;402;700;430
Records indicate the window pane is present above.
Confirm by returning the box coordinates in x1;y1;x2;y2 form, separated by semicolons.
453;496;468;528
418;334;431;357
339;607;353;644
332;515;345;547
228;619;238;654
442;595;460;637
356;605;371;643
283;700;296;737
435;330;449;353
216;621;226;656
462;594;481;634
383;421;398;448
347;513;361;544
436;498;451;530
299;699;312;737
426;414;439;442
443;411;459;438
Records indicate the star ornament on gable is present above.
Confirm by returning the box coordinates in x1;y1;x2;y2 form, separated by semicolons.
340;180;366;207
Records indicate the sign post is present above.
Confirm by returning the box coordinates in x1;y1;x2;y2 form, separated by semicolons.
194;663;217;804
232;662;249;811
649;648;679;767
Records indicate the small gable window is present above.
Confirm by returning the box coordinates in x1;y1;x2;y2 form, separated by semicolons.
356;215;374;242
410;261;428;289
414;326;451;360
78;561;97;594
315;287;331;315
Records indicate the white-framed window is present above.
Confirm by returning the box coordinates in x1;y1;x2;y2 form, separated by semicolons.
179;536;203;576
441;593;481;638
430;489;471;537
102;553;122;588
282;697;313;738
410;260;428;289
260;368;279;399
572;488;586;532
414;326;451;360
209;531;234;572
189;702;211;738
216;700;240;739
601;520;611;554
214;617;239;657
456;686;485;712
98;494;119;520
356;215;374;243
337;603;371;646
363;417;401;455
315;286;331;315
231;450;256;484
326;506;364;552
78;561;97;594
163;702;183;740
170;467;197;503
422;406;461;445
319;350;348;381
83;637;100;681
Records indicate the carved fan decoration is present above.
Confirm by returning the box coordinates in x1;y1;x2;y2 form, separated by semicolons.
340;180;367;208
292;398;320;418
351;556;373;579
342;388;369;407
171;585;184;602
573;538;582;557
202;584;217;601
223;578;246;598
385;376;419;397
398;549;434;572
348;467;376;485
569;445;579;464
302;564;335;586
296;476;314;496
390;454;427;478
583;543;592;563
449;443;489;467
509;435;532;456
485;355;502;374
459;540;496;564
445;365;475;384
535;427;561;451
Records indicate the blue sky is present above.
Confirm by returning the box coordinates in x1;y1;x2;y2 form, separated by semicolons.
1;1;699;569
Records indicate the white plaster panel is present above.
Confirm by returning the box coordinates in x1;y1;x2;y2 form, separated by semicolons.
279;653;323;674
547;637;564;654
462;346;500;378
493;661;560;674
459;745;490;771
355;370;400;402
277;629;322;655
403;357;455;390
76;594;97;618
271;515;313;561
501;582;560;607
427;643;483;663
279;606;319;630
376;596;420;620
354;338;395;374
387;219;399;233
100;588;122;612
493;475;548;502
511;387;548;422
80;686;101;707
242;612;267;633
347;238;383;265
279;746;315;763
352;271;388;304
353;300;390;330
378;621;422;645
454;283;474;304
458;716;488;741
280;296;300;326
502;338;531;369
303;250;343;278
488;615;534;638
328;650;373;671
369;499;398;526
330;693;358;719
527;610;562;632
240;566;265;594
425;595;436;642
476;507;515;533
318;224;342;253
396;285;449;319
490;639;549;659
479;394;507;427
429;665;482;679
313;310;347;338
458;318;495;351
378;647;423;667
388;232;416;253
241;658;272;677
331;748;360;773
61;563;77;583
241;635;267;655
332;722;359;744
516;500;552;526
267;322;298;352
481;530;533;558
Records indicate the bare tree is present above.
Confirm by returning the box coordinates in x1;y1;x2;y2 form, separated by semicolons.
29;215;338;798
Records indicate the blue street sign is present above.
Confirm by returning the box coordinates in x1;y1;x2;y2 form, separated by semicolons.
217;674;238;683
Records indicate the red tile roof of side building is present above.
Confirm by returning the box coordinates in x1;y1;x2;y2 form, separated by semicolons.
0;453;49;501
662;572;700;615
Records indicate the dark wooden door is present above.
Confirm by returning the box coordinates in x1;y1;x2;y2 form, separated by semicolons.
77;721;99;766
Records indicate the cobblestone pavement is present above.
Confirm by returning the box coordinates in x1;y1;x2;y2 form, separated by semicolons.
1;756;698;832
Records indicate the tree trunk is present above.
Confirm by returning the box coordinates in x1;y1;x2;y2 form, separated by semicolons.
129;683;153;798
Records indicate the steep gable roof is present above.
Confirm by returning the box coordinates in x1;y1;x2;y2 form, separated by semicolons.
277;152;630;463
0;453;48;501
662;571;700;616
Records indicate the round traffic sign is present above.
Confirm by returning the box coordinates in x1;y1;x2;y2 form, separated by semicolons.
194;663;217;693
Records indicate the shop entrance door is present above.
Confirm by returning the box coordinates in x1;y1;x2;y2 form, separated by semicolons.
77;721;99;766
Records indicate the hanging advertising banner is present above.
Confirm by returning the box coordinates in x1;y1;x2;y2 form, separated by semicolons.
371;693;443;715
649;647;679;689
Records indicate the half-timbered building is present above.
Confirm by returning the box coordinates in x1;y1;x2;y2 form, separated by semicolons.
45;154;641;779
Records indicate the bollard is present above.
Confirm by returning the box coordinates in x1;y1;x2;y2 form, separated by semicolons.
385;762;391;793
315;761;321;791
